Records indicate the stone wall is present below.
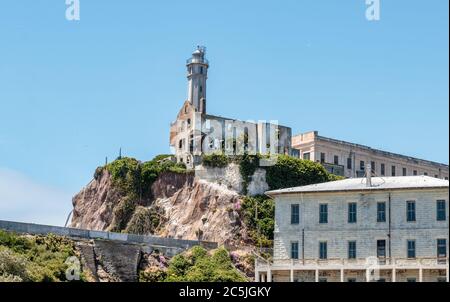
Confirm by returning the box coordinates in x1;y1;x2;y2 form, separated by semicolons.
194;163;269;196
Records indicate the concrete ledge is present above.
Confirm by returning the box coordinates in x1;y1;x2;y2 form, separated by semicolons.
0;220;218;251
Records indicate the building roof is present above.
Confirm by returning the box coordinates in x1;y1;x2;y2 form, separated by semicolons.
266;176;449;196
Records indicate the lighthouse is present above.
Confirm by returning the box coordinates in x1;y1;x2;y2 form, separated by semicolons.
187;46;209;114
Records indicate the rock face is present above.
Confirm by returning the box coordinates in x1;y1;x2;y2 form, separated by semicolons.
71;170;122;231
71;169;249;246
154;178;248;246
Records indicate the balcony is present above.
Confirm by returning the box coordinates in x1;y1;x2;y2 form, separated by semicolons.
256;257;449;270
186;58;209;65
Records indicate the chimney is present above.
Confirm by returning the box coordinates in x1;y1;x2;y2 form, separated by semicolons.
366;163;372;187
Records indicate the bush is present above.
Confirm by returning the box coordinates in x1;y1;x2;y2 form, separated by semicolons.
0;231;79;282
139;267;167;282
202;153;229;168
240;196;275;247
162;246;246;282
266;155;331;190
109;196;137;232
125;206;161;235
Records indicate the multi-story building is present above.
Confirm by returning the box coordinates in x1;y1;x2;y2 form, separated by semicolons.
292;131;449;179
169;47;292;168
255;175;449;282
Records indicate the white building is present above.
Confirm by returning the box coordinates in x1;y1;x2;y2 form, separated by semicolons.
292;131;449;180
170;47;292;168
255;175;449;282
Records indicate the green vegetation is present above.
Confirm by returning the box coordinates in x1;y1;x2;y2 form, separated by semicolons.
237;154;260;195
202;153;229;168
240;196;275;247
265;155;341;190
0;230;82;282
125;206;163;235
102;156;187;198
139;246;247;282
95;155;187;233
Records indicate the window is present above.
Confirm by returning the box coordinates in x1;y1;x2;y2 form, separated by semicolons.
334;155;339;165
360;161;365;171
371;161;376;174
178;139;183;149
291;242;299;259
291;204;300;224
347;158;352;169
348;203;357;223
437;239;447;258
435;175;438;178
377;279;386;283
407;278;416;283
437;200;446;221
413;170;418;176
320;153;326;163
318;278;328;282
303;152;310;160
407;201;416;222
403;168;407;176
381;164;385;176
348;241;357;259
319;204;328;224
319;242;328;259
391;166;396;176
407;240;416;259
377;202;386;222
347;278;357;282
377;240;386;258
424;172;428;176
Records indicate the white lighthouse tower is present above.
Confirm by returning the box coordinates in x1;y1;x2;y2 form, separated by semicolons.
187;46;209;114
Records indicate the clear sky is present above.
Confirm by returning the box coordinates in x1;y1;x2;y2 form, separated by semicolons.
0;0;448;225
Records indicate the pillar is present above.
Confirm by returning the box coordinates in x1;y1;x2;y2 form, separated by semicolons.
419;268;423;283
366;269;371;282
255;271;260;282
446;266;449;282
290;269;294;282
340;269;345;282
392;268;396;283
315;269;319;282
267;270;272;282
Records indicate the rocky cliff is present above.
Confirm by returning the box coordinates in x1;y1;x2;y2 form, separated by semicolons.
71;168;250;246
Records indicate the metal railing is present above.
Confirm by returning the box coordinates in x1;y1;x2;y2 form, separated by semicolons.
186;58;209;65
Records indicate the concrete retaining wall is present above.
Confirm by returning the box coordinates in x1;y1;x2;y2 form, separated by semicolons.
0;220;217;250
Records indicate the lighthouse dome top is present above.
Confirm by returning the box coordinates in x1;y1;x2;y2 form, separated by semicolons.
187;46;209;65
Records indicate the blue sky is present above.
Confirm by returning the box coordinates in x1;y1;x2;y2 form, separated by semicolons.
0;0;448;225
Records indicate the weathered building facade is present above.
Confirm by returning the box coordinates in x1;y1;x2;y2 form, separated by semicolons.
292;131;449;179
256;176;449;282
170;47;292;168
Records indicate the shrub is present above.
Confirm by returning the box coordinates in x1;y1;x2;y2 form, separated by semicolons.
125;206;161;235
266;155;330;190
161;246;246;282
139;267;167;282
240;196;275;247
0;246;28;281
0;231;79;282
109;196;137;232
202;153;229;168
